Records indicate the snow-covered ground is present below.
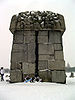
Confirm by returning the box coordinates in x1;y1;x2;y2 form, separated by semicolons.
0;73;75;100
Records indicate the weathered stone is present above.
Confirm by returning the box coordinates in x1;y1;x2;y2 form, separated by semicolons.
38;36;48;43
38;60;48;70
10;70;22;82
49;31;62;43
38;31;48;36
55;51;64;60
39;44;54;55
54;43;63;50
39;71;49;82
48;60;65;70
22;62;35;74
52;70;66;83
24;31;35;36
14;34;24;44
39;54;54;61
11;51;27;62
10;11;66;83
28;43;35;63
39;70;52;82
24;35;35;43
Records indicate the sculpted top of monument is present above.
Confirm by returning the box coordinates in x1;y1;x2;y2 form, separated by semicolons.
9;11;66;33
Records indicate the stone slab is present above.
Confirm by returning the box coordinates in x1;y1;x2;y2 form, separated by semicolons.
38;60;48;70
49;31;62;43
28;43;35;63
10;70;22;82
24;31;35;36
39;54;54;61
54;44;63;50
38;36;48;43
13;34;24;44
39;44;54;55
23;62;35;74
55;51;64;60
52;70;66;83
11;51;27;63
48;60;65;70
38;31;48;36
24;35;35;43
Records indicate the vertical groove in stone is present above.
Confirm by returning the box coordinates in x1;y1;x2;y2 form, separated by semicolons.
35;31;38;77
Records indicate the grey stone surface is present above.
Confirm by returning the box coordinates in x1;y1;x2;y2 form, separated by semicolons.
48;60;65;70
49;31;62;43
39;54;54;61
24;35;35;44
14;34;24;44
10;11;66;83
54;44;63;50
38;60;48;70
24;31;35;36
10;70;22;82
39;44;54;55
52;70;66;83
23;62;35;74
38;36;48;43
38;31;48;36
28;43;35;63
55;51;64;60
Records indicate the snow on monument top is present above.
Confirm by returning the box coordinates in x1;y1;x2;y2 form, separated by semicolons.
9;11;66;34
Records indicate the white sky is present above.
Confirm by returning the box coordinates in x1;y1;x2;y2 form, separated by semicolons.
0;0;75;68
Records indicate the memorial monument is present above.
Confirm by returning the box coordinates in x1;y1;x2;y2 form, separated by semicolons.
9;11;66;83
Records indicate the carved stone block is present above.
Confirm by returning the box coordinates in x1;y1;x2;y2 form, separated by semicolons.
38;36;48;43
23;62;35;74
38;60;48;70
48;60;65;70
39;44;54;55
39;54;54;61
54;44;63;50
14;34;24;44
24;31;35;36
38;31;48;36
52;70;66;83
10;70;22;82
49;31;62;43
28;43;35;63
55;51;64;60
24;36;35;44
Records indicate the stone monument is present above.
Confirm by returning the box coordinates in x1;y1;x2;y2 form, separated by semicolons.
9;11;66;83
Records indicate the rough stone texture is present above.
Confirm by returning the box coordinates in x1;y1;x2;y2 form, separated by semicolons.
10;11;66;83
48;60;65;70
38;36;48;43
10;70;22;82
28;43;35;63
54;43;63;51
52;70;66;83
13;34;24;44
24;36;35;44
55;51;64;60
39;44;54;55
38;60;48;70
23;62;35;74
39;70;52;82
39;54;54;61
49;31;62;44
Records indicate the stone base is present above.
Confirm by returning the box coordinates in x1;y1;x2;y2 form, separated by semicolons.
51;70;66;83
10;70;22;83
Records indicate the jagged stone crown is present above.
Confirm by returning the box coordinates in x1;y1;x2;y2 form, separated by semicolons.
9;11;66;33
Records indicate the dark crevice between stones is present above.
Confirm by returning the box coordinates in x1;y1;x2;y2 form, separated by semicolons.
35;31;39;77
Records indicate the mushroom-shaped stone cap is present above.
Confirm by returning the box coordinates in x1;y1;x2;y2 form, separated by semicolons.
9;11;66;34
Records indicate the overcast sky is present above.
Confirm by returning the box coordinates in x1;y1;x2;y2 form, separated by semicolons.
0;0;75;68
